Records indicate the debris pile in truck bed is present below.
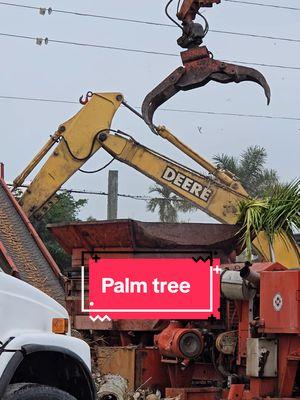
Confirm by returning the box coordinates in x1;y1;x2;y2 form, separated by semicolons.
0;177;65;306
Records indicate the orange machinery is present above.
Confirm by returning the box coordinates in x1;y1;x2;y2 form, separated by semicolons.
49;221;300;399
158;262;300;399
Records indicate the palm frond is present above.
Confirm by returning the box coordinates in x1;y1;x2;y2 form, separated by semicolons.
250;169;280;198
239;146;266;177
146;184;179;222
237;179;300;261
212;153;239;176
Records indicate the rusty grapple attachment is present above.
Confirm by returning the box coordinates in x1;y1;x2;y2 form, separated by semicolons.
142;46;271;134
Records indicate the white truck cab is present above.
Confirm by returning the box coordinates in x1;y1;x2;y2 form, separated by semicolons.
0;270;96;400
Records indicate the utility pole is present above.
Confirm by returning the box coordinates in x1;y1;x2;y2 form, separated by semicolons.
107;170;118;220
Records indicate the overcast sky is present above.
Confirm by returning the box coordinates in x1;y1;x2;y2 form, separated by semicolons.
0;0;299;222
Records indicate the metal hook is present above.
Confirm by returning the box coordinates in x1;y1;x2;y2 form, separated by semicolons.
79;91;93;105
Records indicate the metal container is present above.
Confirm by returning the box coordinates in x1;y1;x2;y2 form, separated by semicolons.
221;270;256;300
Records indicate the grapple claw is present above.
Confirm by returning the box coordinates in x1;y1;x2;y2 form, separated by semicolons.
142;46;271;133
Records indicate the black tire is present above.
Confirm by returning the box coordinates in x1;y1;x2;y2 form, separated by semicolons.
3;383;77;400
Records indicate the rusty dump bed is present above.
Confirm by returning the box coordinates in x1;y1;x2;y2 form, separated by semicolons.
48;220;242;331
0;177;65;306
48;219;241;255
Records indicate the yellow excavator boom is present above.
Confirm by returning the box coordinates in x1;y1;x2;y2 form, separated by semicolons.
14;92;299;268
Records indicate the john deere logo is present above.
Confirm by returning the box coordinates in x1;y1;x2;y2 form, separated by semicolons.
162;166;212;202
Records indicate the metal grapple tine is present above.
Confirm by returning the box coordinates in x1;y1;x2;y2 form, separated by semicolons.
142;67;186;134
225;64;271;105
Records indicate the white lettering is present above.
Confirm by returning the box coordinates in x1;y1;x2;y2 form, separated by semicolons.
162;167;176;182
102;277;191;294
182;177;193;192
151;279;191;294
152;278;161;293
180;281;191;293
102;278;114;293
161;166;213;202
200;187;212;202
101;278;147;294
167;281;179;293
190;182;203;197
173;173;185;187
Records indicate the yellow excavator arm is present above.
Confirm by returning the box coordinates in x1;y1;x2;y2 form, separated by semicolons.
13;92;299;268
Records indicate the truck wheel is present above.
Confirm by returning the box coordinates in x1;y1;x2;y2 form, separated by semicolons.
4;384;77;400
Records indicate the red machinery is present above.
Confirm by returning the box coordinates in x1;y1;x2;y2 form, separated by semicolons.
49;221;299;399
156;262;300;399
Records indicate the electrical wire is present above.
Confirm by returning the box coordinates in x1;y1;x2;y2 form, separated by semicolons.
60;188;152;201
48;37;178;57
0;94;77;104
211;30;300;44
158;107;300;121
222;58;300;71
0;31;299;71
0;32;177;57
0;1;37;10
223;0;300;11
0;1;299;14
1;94;299;122
0;2;299;44
8;183;152;201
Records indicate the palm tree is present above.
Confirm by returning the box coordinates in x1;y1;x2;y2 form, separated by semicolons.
237;179;300;262
146;185;179;222
213;145;279;197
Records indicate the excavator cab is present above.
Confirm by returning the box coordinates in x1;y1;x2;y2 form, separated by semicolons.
142;0;271;133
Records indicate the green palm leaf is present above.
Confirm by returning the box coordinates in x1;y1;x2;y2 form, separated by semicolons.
237;179;300;261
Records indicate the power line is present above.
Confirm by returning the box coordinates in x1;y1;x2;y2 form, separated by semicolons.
62;188;150;201
0;32;179;57
0;94;77;104
0;1;37;10
0;94;300;122
8;183;152;201
222;58;300;71
0;31;35;40
0;31;299;71
211;30;300;44
224;0;300;11
158;107;300;121
0;2;299;44
61;188;151;201
53;8;173;28
48;37;178;57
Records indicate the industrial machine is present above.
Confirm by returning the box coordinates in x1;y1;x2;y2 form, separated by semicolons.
11;1;299;267
5;1;299;399
153;261;300;399
47;221;300;399
11;88;299;267
142;0;270;133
